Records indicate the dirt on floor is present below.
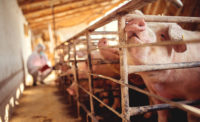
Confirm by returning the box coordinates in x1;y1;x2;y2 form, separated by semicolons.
10;84;81;122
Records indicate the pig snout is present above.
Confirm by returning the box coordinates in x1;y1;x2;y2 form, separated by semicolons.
98;38;107;47
125;18;146;39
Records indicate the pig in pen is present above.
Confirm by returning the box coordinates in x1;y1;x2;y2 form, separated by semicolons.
54;2;200;122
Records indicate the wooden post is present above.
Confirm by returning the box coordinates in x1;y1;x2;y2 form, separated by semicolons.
73;40;81;119
86;31;95;121
118;16;130;122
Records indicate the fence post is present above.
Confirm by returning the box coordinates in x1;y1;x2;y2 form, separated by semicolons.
73;40;81;119
86;31;95;122
118;16;130;122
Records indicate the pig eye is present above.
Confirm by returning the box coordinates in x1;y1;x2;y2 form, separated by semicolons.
161;34;165;38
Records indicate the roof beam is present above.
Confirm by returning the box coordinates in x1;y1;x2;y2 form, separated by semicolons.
29;5;107;27
20;0;83;15
27;0;111;23
29;0;120;30
30;11;95;31
24;0;111;19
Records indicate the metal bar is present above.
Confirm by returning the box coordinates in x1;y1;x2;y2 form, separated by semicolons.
67;44;72;104
76;38;117;42
73;40;81;119
68;59;87;62
78;84;124;120
118;16;130;122
129;100;200;116
68;45;71;61
86;72;200;117
79;102;99;122
126;14;200;23
71;92;98;122
89;39;200;51
128;61;200;73
92;59;119;65
90;31;118;35
68;59;119;64
86;32;95;122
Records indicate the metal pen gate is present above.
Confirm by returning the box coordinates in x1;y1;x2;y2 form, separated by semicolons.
55;0;200;122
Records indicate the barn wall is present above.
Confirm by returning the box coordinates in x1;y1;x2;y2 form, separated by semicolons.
0;0;32;121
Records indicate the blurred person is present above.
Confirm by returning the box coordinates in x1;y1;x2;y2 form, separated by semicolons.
27;43;52;86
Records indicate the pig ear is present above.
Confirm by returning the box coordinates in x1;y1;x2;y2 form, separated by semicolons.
133;10;144;16
168;24;187;53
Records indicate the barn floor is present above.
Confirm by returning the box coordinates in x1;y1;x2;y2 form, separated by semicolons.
10;84;81;122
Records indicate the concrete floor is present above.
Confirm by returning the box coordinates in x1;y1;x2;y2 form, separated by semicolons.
10;85;81;122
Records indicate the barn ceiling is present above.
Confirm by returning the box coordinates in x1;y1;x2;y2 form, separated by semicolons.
17;0;200;37
17;0;126;35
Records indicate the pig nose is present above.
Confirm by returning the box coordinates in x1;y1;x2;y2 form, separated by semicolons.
125;19;146;32
139;19;145;27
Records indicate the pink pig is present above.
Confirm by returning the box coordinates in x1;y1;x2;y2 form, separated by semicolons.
125;10;200;122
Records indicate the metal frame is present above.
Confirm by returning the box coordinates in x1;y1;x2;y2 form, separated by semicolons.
55;0;200;121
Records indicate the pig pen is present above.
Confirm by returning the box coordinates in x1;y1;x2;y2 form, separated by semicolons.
54;0;200;122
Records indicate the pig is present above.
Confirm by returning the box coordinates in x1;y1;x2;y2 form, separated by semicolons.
98;37;145;85
98;38;152;111
125;10;200;122
66;60;120;96
98;38;119;61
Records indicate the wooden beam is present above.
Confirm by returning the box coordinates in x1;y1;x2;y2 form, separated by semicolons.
19;0;74;12
30;13;92;34
27;0;111;23
30;1;118;31
18;0;47;6
21;0;84;14
29;7;105;29
24;0;111;19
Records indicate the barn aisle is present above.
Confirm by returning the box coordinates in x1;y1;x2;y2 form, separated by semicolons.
10;85;80;122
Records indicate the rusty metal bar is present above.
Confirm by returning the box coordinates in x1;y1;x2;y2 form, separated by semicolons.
85;72;200;117
129;100;200;116
68;59;119;64
68;44;71;61
79;102;99;122
86;32;95;122
118;16;130;122
53;0;200;120
73;40;81;119
67;44;72;104
128;61;200;73
125;14;200;23
78;84;124;119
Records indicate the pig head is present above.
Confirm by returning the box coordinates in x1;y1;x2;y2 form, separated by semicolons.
125;10;187;65
125;10;200;122
98;38;119;61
